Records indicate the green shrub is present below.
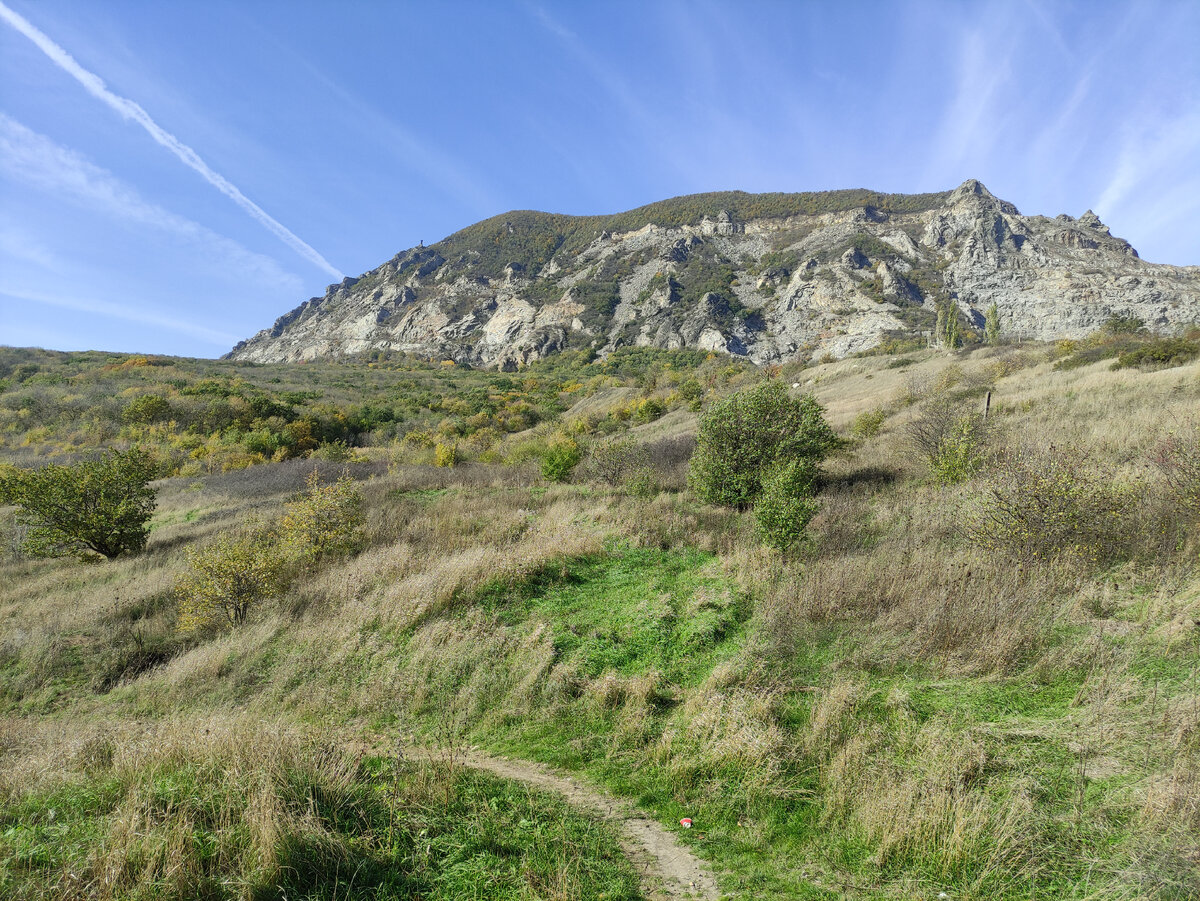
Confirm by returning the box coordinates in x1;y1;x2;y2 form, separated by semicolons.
1102;314;1146;334
311;440;357;462
0;448;156;559
755;459;819;550
850;408;887;440
279;470;364;563
930;415;988;484
678;378;704;410
625;467;659;498
176;526;284;631
1113;337;1200;370
906;395;990;485
541;438;582;482
632;397;665;424
689;382;836;509
121;393;172;425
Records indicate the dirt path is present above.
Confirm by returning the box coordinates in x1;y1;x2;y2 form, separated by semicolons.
404;745;721;900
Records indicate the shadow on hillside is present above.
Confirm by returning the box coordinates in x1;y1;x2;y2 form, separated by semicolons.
820;465;899;493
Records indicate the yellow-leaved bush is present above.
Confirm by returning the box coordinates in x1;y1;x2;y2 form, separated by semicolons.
176;470;364;633
176;528;284;632
278;469;364;563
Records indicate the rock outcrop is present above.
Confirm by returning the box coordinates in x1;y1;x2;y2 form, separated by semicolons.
228;181;1200;366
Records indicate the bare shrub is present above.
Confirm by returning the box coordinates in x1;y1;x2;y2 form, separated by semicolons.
967;444;1143;568
906;393;991;484
1151;419;1200;513
642;432;696;478
582;433;696;492
896;372;931;406
584;437;641;486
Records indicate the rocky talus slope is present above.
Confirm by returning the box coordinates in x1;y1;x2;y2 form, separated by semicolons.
228;180;1200;368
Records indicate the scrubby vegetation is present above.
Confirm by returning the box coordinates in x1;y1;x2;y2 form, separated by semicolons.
432;189;952;277
0;346;751;475
0;448;156;559
3;333;1200;899
1052;316;1200;372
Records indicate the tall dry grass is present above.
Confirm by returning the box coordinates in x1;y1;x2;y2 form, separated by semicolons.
3;345;1200;899
0;714;366;900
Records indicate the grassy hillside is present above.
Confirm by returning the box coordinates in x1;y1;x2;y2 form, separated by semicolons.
430;189;953;277
2;340;1199;899
0;345;746;474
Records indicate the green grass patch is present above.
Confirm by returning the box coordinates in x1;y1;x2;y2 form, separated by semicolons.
476;545;749;684
0;747;640;901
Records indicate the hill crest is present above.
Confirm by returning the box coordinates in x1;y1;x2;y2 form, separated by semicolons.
228;181;1200;368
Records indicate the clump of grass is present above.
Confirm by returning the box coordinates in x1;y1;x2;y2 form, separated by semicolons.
0;716;640;901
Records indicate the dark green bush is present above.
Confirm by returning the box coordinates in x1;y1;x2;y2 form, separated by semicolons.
0;448;157;559
121;393;172;425
1113;337;1200;370
689;382;836;509
755;459;820;550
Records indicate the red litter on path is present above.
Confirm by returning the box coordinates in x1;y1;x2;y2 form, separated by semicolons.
680;818;693;828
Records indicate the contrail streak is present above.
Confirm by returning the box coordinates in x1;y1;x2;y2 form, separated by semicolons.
0;1;344;279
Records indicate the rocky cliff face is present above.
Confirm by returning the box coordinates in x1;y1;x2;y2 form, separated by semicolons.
227;181;1200;368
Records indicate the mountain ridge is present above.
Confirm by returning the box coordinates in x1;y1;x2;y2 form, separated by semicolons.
228;180;1200;369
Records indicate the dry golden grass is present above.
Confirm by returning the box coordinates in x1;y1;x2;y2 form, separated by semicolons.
4;343;1200;899
0;714;360;900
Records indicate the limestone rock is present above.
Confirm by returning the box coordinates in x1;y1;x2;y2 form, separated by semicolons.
227;180;1200;367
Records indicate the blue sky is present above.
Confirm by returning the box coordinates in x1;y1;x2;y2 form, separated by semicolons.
1;1;1198;358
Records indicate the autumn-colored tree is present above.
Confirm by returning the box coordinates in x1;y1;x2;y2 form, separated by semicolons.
176;527;284;631
278;469;364;563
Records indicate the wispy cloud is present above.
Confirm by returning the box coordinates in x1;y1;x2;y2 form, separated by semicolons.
922;24;1017;186
289;60;502;220
1096;109;1200;216
1094;108;1200;262
0;285;242;347
0;224;59;268
524;3;697;183
0;114;302;291
0;0;343;279
526;5;652;130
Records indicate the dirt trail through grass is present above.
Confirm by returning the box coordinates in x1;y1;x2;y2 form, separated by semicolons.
407;745;720;900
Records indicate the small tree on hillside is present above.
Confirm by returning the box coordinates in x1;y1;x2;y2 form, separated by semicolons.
0;448;157;559
689;382;837;510
176;527;284;631
906;393;991;485
279;469;364;563
542;436;582;482
985;303;1001;346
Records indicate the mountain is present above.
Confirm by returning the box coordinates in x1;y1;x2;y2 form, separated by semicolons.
227;180;1200;368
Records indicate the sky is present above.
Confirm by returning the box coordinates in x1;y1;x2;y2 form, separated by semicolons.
1;1;1198;358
